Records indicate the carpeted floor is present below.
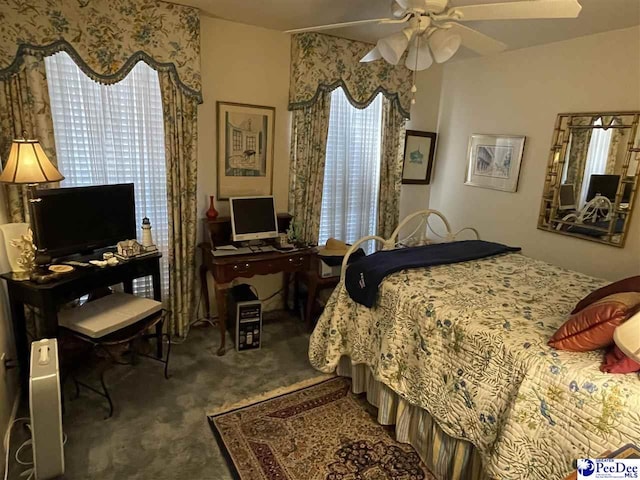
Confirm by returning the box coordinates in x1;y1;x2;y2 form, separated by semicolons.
209;377;434;480
8;312;320;480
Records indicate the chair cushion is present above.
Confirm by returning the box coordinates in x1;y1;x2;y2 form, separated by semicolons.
600;345;640;374
549;292;640;352
572;276;640;314
59;292;162;339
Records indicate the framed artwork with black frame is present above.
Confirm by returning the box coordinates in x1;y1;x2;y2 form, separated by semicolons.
401;130;437;185
217;101;275;199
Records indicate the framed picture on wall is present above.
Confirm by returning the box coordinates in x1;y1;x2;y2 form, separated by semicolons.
217;101;275;199
401;130;437;185
464;134;526;192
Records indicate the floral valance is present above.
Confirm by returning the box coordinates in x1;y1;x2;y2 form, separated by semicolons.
289;33;413;119
0;0;201;101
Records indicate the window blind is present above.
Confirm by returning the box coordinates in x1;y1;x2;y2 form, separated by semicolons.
45;52;168;297
319;88;383;249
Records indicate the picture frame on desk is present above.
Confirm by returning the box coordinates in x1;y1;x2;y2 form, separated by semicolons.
216;102;275;200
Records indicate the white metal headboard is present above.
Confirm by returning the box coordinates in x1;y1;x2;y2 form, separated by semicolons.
339;209;479;282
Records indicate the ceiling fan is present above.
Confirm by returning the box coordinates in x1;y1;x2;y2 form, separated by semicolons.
285;0;583;72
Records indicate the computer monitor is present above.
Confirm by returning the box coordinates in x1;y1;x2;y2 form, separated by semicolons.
586;174;620;202
558;184;576;211
229;196;278;242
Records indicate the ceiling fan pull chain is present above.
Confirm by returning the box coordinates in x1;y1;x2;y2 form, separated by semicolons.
411;34;420;105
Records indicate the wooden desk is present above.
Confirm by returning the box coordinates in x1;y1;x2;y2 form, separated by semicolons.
199;247;312;356
1;252;162;393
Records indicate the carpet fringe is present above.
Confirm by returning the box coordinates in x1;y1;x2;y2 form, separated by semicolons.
206;373;336;417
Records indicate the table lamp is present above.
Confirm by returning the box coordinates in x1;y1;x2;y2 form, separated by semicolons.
0;135;64;187
614;311;640;363
0;135;64;279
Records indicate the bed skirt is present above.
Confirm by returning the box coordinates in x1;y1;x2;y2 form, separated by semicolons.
337;356;489;480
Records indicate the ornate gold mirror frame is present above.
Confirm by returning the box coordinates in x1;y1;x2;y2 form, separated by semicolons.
538;111;640;247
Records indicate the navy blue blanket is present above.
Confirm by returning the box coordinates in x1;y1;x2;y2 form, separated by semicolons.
345;240;521;308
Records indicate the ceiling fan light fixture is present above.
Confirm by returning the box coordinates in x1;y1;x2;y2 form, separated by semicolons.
429;29;462;63
405;36;433;71
377;28;413;65
360;47;382;63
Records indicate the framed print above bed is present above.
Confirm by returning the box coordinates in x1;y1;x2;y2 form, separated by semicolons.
464;134;526;192
402;130;437;184
217;102;275;199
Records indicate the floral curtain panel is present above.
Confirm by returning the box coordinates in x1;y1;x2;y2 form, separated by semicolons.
0;0;201;101
288;92;332;244
289;33;413;120
378;99;407;238
0;55;58;222
159;72;199;337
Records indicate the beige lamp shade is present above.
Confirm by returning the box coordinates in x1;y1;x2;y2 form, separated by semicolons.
614;312;640;363
0;138;64;184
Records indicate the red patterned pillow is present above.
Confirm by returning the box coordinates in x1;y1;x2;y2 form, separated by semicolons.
600;345;640;374
549;292;640;352
572;276;640;314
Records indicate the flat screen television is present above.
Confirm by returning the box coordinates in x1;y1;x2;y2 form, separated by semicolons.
586;174;620;202
29;183;137;259
229;196;278;242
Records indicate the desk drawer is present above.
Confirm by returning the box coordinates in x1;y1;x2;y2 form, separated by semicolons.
214;252;311;283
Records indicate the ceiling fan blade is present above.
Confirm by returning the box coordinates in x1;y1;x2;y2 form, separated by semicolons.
452;0;582;22
285;16;406;34
446;23;507;55
395;0;427;9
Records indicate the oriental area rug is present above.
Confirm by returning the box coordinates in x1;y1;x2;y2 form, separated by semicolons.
207;376;435;480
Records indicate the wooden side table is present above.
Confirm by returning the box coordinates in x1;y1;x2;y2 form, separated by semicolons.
297;253;340;329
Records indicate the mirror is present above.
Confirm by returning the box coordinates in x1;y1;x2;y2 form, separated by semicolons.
538;112;640;247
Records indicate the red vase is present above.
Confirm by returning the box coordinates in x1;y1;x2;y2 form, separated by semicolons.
206;195;219;219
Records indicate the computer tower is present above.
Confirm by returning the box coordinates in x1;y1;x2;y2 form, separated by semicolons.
228;284;262;351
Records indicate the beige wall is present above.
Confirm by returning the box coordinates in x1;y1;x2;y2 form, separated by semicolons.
197;17;292;312
399;65;444;221
429;27;640;280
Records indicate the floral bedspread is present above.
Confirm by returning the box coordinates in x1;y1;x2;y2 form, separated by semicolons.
309;253;640;479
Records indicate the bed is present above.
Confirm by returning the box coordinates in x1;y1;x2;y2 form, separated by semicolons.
308;210;640;480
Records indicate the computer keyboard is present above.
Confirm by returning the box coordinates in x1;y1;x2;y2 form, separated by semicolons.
212;247;252;257
211;245;278;257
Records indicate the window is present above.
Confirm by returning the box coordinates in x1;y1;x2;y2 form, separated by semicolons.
233;130;242;152
246;135;256;152
579;117;613;207
318;88;383;248
45;51;168;297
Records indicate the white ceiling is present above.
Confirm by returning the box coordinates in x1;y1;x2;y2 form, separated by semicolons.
176;0;640;58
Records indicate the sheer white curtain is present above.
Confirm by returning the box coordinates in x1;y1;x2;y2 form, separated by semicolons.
319;88;383;248
579;118;613;207
45;51;168;296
